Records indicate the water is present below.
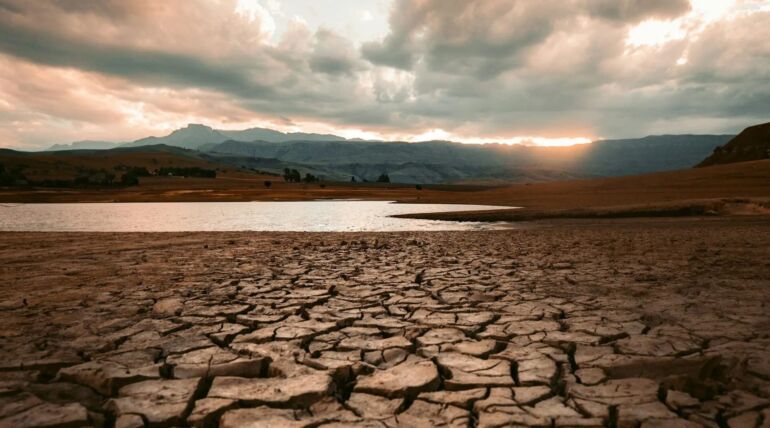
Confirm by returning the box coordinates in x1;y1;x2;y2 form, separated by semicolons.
0;201;514;232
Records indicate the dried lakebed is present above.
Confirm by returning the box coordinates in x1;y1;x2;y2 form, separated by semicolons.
1;218;769;427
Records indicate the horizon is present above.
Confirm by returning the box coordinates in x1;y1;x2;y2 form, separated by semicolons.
14;121;754;152
1;0;769;149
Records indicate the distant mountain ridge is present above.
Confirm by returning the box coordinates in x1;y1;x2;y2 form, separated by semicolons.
698;122;770;167
47;124;349;151
40;123;737;183
119;124;348;150
47;140;118;151
205;134;733;182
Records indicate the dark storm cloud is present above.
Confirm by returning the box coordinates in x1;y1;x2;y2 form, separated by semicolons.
0;0;768;148
0;23;276;98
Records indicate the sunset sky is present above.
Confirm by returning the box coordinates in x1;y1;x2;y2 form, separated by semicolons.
1;0;769;149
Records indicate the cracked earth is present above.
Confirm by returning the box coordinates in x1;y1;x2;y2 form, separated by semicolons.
1;218;769;427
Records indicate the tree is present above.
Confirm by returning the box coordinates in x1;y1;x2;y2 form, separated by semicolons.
283;168;302;182
121;173;139;186
351;176;356;182
303;173;318;183
415;184;423;190
377;173;390;183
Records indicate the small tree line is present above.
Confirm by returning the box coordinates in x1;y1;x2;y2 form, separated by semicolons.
0;163;217;188
350;173;391;183
283;168;320;183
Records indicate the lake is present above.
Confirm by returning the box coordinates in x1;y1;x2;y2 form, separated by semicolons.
0;201;513;232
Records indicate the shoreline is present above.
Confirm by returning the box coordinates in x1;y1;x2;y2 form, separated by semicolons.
394;197;770;222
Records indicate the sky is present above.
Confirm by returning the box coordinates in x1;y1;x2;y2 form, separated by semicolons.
0;0;769;149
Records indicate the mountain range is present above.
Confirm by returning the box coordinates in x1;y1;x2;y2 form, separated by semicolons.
41;124;736;184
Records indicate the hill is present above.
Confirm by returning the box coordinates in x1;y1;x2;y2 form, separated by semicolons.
0;145;271;186
207;134;732;183
698;122;770;167
46;140;118;151
396;159;770;221
35;124;736;184
119;124;348;150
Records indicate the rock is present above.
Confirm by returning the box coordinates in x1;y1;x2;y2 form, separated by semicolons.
419;388;487;407
167;347;267;378
337;336;412;352
616;334;702;357
640;419;703;428
727;412;759;428
153;298;184;317
617;401;678;426
187;398;237;428
354;358;440;398
436;353;515;389
476;405;551;428
346;393;403;419
106;378;202;426
568;378;660;419
416;328;467;347
307;397;359;424
362;348;408;369
0;393;43;419
492;345;558;385
442;339;498;357
219;407;308;428
395;400;470;427
717;390;770;417
208;374;334;408
0;353;83;377
473;386;553;415
234;320;338;344
114;414;145;428
665;390;700;411
58;350;161;396
0;402;90;428
26;382;104;411
575;368;606;386
530;396;583;418
217;400;357;428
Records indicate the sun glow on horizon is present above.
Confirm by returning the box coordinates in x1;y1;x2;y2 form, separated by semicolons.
405;128;592;147
207;122;595;147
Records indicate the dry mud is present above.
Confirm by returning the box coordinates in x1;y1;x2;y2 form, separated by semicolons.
1;218;769;427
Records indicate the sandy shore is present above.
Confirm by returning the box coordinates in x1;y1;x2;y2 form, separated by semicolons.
1;218;769;427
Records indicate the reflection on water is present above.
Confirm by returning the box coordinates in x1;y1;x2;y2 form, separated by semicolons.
0;201;513;232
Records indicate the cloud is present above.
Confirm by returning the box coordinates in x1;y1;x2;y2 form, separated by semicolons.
309;28;366;76
586;0;692;22
0;0;768;148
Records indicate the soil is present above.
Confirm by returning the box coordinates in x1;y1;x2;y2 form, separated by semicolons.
1;217;769;426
